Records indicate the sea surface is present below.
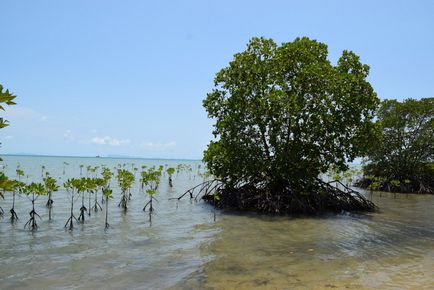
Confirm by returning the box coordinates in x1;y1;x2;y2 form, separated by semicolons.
0;155;433;289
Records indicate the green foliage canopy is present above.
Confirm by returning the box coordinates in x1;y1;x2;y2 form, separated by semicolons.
141;167;162;196
102;187;113;199
363;98;434;188
0;172;17;198
23;182;47;197
0;84;16;129
43;175;59;193
166;167;175;176
116;169;135;192
203;37;379;189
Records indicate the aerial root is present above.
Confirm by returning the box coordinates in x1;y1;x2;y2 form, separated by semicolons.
177;178;376;214
10;208;19;221
64;214;79;230
93;201;103;212
78;206;87;222
24;210;40;231
355;177;433;194
46;198;54;208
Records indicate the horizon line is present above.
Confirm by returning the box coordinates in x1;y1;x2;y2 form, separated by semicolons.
0;153;202;162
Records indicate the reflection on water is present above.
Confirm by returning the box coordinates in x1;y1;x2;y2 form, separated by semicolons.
0;156;215;290
1;156;434;289
179;192;434;289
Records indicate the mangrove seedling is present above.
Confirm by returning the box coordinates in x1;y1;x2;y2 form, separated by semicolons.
102;187;113;229
44;173;59;221
9;168;25;221
144;188;157;224
141;168;162;223
23;182;47;231
0;172;17;219
166;167;175;188
116;169;135;211
16;168;25;181
93;178;104;212
100;167;113;204
76;178;87;222
140;165;147;188
64;178;80;230
133;167;138;180
86;165;92;177
62;161;69;175
10;181;24;222
40;165;46;178
176;164;183;176
84;178;97;216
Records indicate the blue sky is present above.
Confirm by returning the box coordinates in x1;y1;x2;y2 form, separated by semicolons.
1;0;433;159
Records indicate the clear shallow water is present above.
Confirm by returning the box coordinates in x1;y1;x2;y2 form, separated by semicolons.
1;156;434;289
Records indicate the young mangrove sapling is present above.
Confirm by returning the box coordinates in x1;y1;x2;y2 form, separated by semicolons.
166;167;175;188
64;178;80;230
93;178;104;212
102;187;113;229
24;182;47;231
75;178;87;222
10;169;25;221
43;173;59;221
116;169;135;211
141;168;162;223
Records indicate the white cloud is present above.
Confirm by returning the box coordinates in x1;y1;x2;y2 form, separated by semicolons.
90;136;131;146
140;141;176;150
90;137;106;145
4;106;48;122
164;141;177;148
109;138;131;146
63;130;75;141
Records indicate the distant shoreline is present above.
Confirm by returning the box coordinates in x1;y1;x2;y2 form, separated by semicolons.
0;153;202;162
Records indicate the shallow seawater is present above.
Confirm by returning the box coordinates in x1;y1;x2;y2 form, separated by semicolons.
1;156;434;289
